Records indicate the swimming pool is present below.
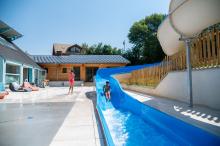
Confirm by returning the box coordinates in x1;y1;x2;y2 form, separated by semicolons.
96;65;220;146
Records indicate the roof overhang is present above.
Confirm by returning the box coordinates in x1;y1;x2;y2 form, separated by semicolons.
32;55;130;64
0;20;22;41
0;44;42;70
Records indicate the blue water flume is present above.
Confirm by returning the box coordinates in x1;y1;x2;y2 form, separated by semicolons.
95;64;220;146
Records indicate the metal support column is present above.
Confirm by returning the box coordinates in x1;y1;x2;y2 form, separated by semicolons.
185;39;193;107
20;65;23;85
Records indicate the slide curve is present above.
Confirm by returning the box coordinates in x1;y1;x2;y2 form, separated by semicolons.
157;0;220;56
95;64;220;146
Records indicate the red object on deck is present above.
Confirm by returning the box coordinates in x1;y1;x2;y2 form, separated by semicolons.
0;91;9;99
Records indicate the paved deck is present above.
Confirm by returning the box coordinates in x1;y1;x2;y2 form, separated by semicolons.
0;87;105;146
125;90;220;137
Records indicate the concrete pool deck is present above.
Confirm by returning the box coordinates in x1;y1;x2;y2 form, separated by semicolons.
0;87;105;146
1;86;219;146
125;90;220;137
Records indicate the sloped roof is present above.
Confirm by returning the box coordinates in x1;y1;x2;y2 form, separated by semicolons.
31;55;130;64
53;43;83;54
53;43;72;53
0;37;42;69
0;20;22;41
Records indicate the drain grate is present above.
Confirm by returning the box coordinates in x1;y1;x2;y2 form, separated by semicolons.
27;116;33;119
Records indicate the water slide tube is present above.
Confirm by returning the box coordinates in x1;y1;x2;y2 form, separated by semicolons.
95;65;220;146
95;1;220;145
157;0;220;55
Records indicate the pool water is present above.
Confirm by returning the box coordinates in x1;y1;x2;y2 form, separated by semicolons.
103;108;182;146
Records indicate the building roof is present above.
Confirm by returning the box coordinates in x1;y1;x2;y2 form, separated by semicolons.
53;43;83;55
0;38;42;69
32;55;130;64
0;20;22;41
53;43;72;53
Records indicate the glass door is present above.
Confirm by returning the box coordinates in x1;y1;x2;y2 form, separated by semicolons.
23;68;29;82
86;67;98;82
72;67;80;81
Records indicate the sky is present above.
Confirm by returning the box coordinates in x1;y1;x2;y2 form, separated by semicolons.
0;0;170;55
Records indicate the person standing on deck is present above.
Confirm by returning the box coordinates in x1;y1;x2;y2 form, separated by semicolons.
68;69;75;94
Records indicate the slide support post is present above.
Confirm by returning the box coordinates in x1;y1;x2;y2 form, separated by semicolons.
185;39;193;107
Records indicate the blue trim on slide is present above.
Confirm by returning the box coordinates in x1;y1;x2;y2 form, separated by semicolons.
95;64;220;146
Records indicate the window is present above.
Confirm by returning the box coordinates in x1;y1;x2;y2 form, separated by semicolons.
56;51;62;55
39;70;46;83
62;68;67;73
42;70;46;76
23;68;29;82
0;57;3;82
75;47;80;53
86;67;98;82
69;47;81;54
70;48;75;52
6;64;20;74
34;69;39;85
5;64;20;84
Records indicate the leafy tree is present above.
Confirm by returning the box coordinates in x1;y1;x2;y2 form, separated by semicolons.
83;43;122;55
128;13;166;64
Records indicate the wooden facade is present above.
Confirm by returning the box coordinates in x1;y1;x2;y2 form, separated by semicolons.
39;63;126;82
34;44;129;82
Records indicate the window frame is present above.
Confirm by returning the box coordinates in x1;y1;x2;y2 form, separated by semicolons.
62;67;67;73
69;46;81;54
5;63;21;84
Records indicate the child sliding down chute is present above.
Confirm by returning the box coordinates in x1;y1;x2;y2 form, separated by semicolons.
103;81;111;102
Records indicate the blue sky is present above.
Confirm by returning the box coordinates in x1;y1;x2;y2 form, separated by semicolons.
0;0;170;55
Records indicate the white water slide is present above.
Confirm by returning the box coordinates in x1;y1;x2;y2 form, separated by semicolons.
158;0;220;56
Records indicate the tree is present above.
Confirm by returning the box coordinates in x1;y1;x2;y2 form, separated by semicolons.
123;47;143;65
83;43;122;55
128;13;166;64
